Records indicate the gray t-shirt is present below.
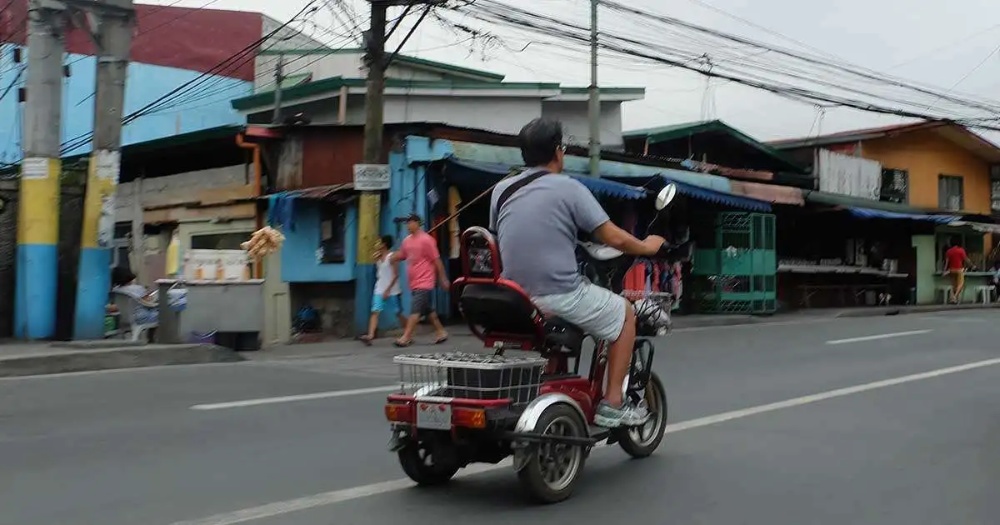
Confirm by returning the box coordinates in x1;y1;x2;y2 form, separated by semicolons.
489;168;610;297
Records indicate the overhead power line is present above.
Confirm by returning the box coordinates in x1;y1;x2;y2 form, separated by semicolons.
449;0;1000;132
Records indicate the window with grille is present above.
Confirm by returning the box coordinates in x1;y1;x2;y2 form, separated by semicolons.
938;175;964;211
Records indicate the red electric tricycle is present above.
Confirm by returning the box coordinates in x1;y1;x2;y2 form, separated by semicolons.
384;184;689;503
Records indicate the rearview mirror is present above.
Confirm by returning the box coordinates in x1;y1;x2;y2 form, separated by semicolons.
655;183;677;210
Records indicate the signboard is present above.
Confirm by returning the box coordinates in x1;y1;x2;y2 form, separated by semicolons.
353;164;390;191
183;249;251;281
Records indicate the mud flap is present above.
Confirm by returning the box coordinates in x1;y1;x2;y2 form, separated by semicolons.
512;447;532;472
387;428;406;452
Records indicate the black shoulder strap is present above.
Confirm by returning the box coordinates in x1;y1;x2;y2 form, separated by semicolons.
495;170;550;219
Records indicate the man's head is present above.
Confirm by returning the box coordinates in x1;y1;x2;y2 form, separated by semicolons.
377;235;393;254
111;266;136;288
951;236;963;248
405;214;423;235
379;235;392;250
518;118;565;172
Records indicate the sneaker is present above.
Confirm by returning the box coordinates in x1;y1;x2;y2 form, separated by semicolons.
594;399;651;428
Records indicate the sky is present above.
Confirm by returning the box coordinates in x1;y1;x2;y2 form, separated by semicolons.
145;0;1000;143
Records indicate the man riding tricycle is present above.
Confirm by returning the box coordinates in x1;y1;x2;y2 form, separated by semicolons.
383;118;690;503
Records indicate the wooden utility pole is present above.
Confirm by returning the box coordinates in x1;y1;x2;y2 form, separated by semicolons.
272;53;285;124
358;0;440;266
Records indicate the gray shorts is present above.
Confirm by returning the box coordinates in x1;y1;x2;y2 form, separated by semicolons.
411;289;435;316
532;282;628;342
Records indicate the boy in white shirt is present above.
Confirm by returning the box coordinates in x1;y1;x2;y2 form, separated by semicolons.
360;235;406;345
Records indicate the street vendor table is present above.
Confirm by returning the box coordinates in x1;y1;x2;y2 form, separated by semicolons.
778;264;909;308
155;279;264;348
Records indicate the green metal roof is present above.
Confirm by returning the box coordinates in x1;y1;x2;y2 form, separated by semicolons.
62;125;244;163
803;190;938;214
259;47;506;82
623;119;806;174
231;77;594;111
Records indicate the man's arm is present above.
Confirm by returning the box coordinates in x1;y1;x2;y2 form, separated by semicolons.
569;180;662;256
593;222;663;256
390;245;406;263
435;259;450;290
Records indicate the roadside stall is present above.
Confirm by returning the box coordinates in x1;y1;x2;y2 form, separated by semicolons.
154;228;282;349
774;201;950;308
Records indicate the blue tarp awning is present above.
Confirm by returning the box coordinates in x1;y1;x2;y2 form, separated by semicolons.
445;158;647;200
659;175;772;212
845;207;960;223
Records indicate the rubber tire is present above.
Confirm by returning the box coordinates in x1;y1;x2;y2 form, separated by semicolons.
617;371;668;458
516;404;588;504
398;441;459;486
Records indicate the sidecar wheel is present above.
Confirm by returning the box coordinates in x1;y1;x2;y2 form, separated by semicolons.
516;404;587;504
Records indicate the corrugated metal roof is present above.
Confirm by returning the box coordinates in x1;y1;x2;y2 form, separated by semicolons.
267;183;354;200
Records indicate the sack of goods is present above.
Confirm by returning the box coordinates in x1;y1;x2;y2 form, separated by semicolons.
241;226;286;257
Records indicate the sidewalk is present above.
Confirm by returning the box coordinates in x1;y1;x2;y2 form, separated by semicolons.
0;340;243;378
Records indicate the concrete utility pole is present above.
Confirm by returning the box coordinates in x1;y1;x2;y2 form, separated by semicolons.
16;0;67;340
72;0;135;340
587;0;600;177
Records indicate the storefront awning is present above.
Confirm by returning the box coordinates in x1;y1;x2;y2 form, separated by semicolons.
444;158;647;200
845;207;959;223
660;175;772;212
948;220;1000;233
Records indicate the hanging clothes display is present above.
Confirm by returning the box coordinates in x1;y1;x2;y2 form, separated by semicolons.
622;258;684;310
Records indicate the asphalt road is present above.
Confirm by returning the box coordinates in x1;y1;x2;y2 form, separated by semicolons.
1;310;998;525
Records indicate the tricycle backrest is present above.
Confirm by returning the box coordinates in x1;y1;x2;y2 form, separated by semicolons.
458;226;501;280
452;227;547;351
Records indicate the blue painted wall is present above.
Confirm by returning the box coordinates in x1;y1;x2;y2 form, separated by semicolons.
281;200;358;283
0;47;251;162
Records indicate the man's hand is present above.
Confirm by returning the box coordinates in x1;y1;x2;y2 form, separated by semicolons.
382;290;391;299
440;279;450;292
641;235;666;256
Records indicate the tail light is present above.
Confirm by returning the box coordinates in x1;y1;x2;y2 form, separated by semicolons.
384;403;413;423
453;408;486;429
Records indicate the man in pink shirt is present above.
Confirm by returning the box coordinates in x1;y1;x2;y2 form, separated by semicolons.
391;214;450;346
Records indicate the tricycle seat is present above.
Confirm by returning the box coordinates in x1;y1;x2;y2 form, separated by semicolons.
458;283;585;355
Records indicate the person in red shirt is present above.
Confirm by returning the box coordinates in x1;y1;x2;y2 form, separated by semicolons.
391;214;450;347
944;238;973;304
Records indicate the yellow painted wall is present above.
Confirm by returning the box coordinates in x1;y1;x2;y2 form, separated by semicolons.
859;130;992;214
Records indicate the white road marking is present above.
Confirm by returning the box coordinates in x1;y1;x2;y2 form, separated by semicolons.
189;385;400;410
169;356;1000;525
826;329;932;345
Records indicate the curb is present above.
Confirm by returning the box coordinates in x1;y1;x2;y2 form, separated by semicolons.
0;344;245;378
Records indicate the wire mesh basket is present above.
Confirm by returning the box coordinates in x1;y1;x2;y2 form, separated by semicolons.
394;352;548;408
621;290;674;335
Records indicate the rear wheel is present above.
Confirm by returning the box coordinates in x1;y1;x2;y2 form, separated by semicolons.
398;440;459;486
617;371;668;458
516;404;588;504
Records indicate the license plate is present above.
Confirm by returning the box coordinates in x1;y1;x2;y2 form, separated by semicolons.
415;401;452;430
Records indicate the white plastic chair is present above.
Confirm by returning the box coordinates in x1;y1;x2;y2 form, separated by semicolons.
112;290;158;342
